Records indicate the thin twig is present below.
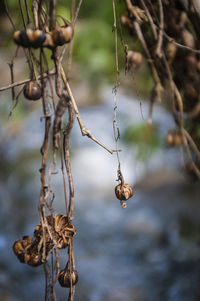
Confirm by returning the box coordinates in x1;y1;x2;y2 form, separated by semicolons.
73;0;83;25
0;70;56;92
60;67;114;154
155;0;164;58
3;0;16;30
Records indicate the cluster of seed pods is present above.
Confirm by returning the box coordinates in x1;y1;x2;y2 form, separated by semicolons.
13;214;78;288
13;20;74;49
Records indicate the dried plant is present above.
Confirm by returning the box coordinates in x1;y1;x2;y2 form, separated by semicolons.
122;0;200;178
1;1;134;300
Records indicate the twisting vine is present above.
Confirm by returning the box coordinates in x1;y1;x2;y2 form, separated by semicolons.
112;0;134;208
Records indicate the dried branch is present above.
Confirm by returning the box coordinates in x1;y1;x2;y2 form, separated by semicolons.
0;70;56;92
60;67;114;154
73;0;83;25
155;0;164;58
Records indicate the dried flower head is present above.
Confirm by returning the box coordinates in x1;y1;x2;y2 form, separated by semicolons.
115;183;133;201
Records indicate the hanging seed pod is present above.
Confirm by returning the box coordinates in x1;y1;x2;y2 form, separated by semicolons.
51;21;74;46
165;130;182;147
13;236;32;257
127;50;143;69
23;81;42;101
58;267;78;288
173;132;182;146
13;236;32;264
27;253;42;267
165;132;174;146
115;183;133;201
54;214;76;249
13;29;46;48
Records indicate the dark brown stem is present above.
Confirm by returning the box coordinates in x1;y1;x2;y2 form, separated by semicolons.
63;97;75;221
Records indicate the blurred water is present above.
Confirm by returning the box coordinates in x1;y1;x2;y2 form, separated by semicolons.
0;88;200;301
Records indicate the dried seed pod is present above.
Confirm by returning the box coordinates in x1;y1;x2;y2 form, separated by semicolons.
51;23;74;46
165;131;182;147
54;214;76;249
23;81;42;101
13;236;32;257
127;51;143;68
165;132;174;146
173;132;182;146
58;268;78;288
115;183;133;201
13;30;30;47
27;253;42;267
13;236;32;264
13;29;46;48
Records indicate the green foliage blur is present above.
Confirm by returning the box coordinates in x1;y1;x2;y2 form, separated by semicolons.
122;122;161;161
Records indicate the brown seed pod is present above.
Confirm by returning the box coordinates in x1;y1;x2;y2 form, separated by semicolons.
115;183;133;201
14;30;30;47
51;22;74;46
173;132;182;146
54;214;76;249
127;51;143;69
58;268;78;288
13;29;46;48
13;236;32;257
27;253;42;267
13;236;32;263
23;81;42;101
165;132;174;146
165;130;182;147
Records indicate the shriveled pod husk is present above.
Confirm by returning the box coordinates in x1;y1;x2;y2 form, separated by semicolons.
23;81;42;101
115;183;133;201
54;214;76;249
51;20;74;46
127;51;143;69
13;29;46;48
13;236;32;263
58;267;78;288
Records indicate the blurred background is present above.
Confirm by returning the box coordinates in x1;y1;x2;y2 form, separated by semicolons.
0;1;200;300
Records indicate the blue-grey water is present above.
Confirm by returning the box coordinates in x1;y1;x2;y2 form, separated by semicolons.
0;88;200;301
